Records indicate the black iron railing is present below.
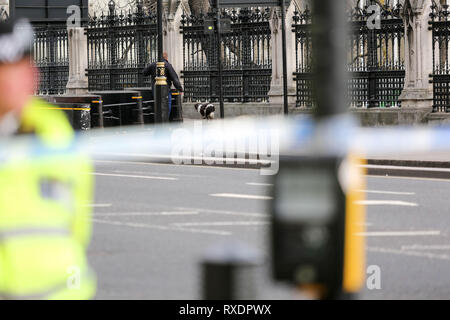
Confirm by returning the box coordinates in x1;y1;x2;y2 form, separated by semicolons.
34;25;69;95
430;1;450;113
86;1;157;91
293;0;405;108
181;8;272;103
292;7;313;108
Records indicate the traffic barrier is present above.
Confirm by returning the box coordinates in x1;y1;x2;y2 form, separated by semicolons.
127;87;155;124
49;95;101;130
90;90;144;128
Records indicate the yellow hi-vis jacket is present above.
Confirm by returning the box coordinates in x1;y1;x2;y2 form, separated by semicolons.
0;98;96;299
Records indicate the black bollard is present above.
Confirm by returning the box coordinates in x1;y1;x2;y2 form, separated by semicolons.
202;242;262;300
132;95;144;126
92;99;104;128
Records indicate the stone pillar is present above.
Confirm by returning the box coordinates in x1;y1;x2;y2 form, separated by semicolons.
163;0;186;84
66;27;89;95
0;0;9;20
398;0;433;120
268;1;297;106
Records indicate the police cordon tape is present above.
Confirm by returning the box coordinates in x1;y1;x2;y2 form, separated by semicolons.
1;114;450;172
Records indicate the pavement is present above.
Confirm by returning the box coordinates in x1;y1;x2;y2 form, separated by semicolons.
367;151;450;167
97;151;450;179
365;152;450;179
100;115;450;178
88;160;450;299
179;118;450;173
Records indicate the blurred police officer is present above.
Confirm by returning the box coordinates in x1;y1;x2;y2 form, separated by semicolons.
143;52;183;117
0;18;96;299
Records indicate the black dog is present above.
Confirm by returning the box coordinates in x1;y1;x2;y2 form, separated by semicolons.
194;103;215;120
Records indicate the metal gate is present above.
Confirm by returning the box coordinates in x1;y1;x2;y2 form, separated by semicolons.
86;1;158;91
430;1;450;113
34;25;69;95
181;8;272;103
293;0;405;108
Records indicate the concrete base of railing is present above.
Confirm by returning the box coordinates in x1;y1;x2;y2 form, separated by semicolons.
182;102;450;126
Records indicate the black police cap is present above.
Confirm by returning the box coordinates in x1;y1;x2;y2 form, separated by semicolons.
0;18;34;64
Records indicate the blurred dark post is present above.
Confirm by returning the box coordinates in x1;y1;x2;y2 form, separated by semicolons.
155;0;169;123
312;0;348;118
202;242;261;299
281;0;289;115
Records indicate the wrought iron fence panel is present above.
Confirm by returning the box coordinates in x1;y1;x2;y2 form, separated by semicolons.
181;8;272;103
86;1;157;91
34;26;69;95
293;0;405;108
430;1;450;113
292;6;313;108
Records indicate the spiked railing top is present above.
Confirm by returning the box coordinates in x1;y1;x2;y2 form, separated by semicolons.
293;0;402;26
181;7;271;27
430;0;450;22
88;1;157;28
348;0;402;22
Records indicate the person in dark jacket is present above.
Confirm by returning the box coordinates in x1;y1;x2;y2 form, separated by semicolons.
143;52;183;117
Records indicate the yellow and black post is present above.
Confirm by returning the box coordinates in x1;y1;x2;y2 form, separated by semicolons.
270;0;366;299
155;0;169;123
270;154;366;300
155;61;169;123
342;154;367;298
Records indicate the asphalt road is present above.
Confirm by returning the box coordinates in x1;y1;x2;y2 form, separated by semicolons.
88;160;450;300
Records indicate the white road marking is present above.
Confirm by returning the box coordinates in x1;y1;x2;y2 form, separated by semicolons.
94;211;199;217
358;190;415;196
84;203;112;208
92;218;231;236
362;164;450;172
246;182;273;187
355;200;418;207
358;230;441;237
401;245;450;251
368;175;450;182
172;221;269;227
210;193;273;200
358;222;373;227
367;246;450;261
93;172;177;181
112;170;207;178
173;207;268;217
